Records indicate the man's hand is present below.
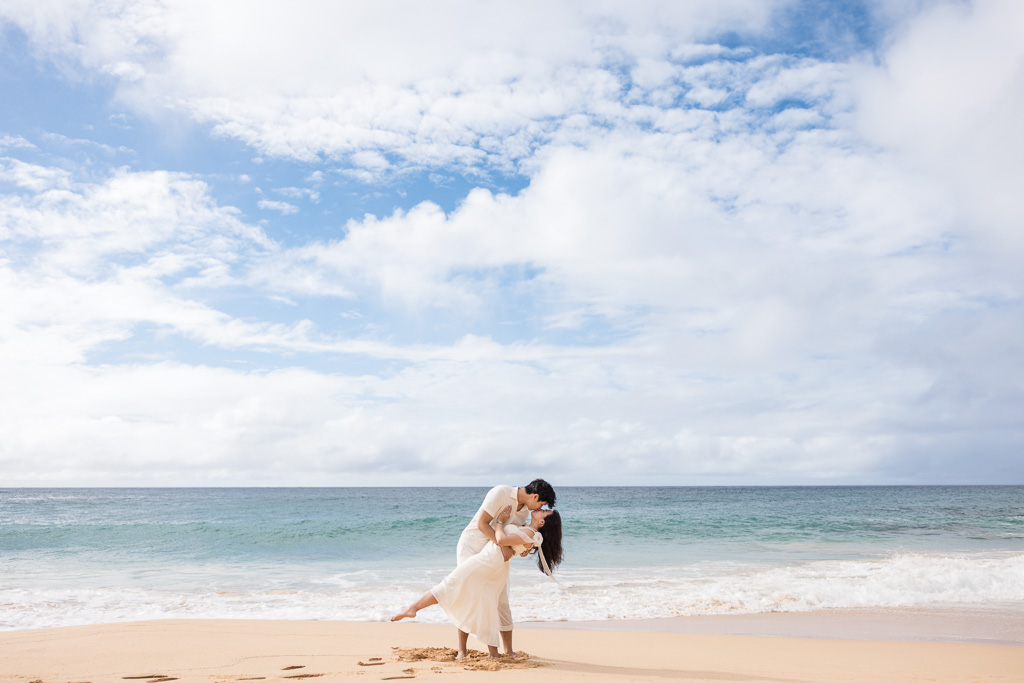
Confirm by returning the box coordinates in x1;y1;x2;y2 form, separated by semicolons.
501;546;515;562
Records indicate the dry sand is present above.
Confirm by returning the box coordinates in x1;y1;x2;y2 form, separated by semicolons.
1;618;1022;683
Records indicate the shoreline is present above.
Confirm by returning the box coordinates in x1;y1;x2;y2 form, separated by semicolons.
2;617;1022;683
7;603;1022;645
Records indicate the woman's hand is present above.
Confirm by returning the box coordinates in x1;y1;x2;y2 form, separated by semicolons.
495;504;513;523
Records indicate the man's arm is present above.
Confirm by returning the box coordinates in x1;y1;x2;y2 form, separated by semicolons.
475;486;512;544
476;509;499;544
478;500;516;561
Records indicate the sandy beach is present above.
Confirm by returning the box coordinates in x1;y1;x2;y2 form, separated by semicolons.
1;616;1022;683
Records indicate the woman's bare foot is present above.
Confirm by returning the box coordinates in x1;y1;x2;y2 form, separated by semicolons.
390;608;416;622
455;650;467;661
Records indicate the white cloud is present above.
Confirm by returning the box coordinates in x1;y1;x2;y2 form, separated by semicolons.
0;158;296;368
0;134;37;150
0;156;71;192
0;328;932;486
274;186;319;203
2;164;267;270
41;131;131;156
744;57;849;108
1;0;1022;485
1;0;781;172
856;0;1024;262
257;198;299;215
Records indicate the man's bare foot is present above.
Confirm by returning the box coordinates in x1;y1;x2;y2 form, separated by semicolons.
390;609;416;622
455;650;466;661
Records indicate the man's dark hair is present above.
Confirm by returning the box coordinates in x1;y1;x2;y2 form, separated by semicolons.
525;478;556;507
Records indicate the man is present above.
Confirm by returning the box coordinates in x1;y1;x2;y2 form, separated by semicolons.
455;478;556;658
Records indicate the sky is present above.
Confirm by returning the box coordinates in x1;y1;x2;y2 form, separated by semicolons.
1;0;1022;487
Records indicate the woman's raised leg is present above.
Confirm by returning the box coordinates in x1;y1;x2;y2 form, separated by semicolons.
391;591;438;621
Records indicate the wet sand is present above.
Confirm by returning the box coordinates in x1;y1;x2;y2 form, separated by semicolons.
523;604;1024;645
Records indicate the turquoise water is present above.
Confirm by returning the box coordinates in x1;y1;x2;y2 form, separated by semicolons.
2;487;1022;630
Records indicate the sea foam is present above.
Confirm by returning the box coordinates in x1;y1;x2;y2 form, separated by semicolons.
2;552;1021;631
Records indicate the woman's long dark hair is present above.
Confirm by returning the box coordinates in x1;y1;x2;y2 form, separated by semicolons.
534;509;563;573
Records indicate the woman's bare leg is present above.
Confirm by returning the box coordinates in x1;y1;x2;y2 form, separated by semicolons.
396;595;498;658
391;591;438;621
456;629;498;658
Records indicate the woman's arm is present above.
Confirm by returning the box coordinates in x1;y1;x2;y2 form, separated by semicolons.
476;504;513;544
494;525;536;548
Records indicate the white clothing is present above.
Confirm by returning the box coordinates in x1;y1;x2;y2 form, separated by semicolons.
455;485;531;631
432;525;540;648
457;485;530;556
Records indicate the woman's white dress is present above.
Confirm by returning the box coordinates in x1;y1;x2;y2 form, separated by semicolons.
430;524;540;648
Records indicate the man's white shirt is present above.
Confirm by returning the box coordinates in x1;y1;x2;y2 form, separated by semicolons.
457;485;530;559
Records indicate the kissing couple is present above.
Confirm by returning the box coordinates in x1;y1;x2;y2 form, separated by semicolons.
392;479;563;658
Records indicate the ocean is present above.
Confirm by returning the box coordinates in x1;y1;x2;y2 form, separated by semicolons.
1;486;1022;632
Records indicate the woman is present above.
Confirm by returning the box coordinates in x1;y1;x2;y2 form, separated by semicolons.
391;506;563;658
